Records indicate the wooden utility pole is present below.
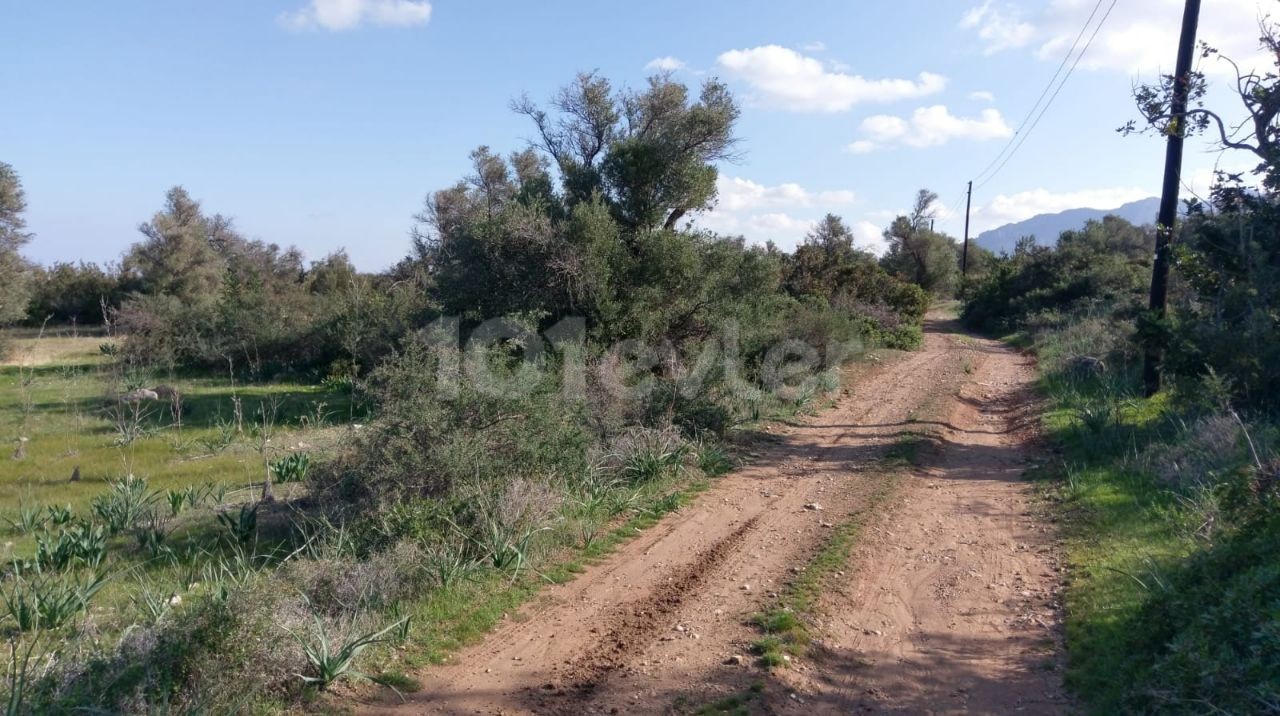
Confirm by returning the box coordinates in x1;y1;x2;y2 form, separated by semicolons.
1143;0;1201;397
961;180;972;277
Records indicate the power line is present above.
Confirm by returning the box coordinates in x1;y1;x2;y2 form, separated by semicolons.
974;0;1119;191
947;188;968;219
970;0;1105;186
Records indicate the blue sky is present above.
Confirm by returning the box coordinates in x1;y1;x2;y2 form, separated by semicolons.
2;0;1268;270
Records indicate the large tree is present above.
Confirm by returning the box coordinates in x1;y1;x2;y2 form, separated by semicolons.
411;72;744;340
785;214;875;297
0;162;33;326
514;71;740;233
880;189;960;296
124;186;226;304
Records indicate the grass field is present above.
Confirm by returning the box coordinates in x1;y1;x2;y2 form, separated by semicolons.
1;334;353;524
0;331;356;633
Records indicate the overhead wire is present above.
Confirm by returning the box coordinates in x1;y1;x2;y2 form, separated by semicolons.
973;0;1120;191
969;0;1107;188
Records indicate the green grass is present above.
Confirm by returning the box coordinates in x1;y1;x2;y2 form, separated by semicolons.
1035;395;1194;710
0;334;359;711
374;476;714;672
0;354;351;537
0;332;898;713
1027;338;1280;713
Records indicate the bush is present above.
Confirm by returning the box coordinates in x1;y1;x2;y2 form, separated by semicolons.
314;328;592;507
25;262;125;326
962;216;1153;335
1154;186;1280;410
1122;509;1280;713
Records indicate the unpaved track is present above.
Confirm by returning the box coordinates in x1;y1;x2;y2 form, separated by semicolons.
359;314;1065;715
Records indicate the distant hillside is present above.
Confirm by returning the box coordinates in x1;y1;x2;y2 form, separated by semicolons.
976;197;1160;254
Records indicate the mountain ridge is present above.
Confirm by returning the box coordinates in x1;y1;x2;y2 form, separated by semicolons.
976;197;1160;254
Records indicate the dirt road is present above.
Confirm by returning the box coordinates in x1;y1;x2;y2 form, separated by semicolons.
359;314;1065;715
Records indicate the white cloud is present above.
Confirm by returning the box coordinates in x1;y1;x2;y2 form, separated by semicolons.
974;186;1154;232
694;176;861;249
697;211;816;249
801;41;827;52
848;105;1013;152
963;0;1267;76
960;1;1035;55
645;56;686;72
278;0;431;31
716;45;946;112
715;176;856;212
852;220;890;256
969;90;996;102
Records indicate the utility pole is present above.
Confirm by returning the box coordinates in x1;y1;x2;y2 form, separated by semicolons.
961;180;972;278
1143;0;1201;397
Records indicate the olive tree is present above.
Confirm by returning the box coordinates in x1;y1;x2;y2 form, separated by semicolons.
0;162;34;329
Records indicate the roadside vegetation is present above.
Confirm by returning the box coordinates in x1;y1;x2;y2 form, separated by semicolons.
0;73;944;713
960;23;1280;709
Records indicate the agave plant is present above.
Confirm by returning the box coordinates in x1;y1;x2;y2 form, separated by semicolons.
34;523;106;571
421;542;480;589
44;504;73;527
2;503;46;535
289;615;407;690
473;518;546;575
165;489;187;517
217;505;258;544
0;572;108;631
134;525;169;558
91;476;159;535
198;543;260;604
269;453;312;484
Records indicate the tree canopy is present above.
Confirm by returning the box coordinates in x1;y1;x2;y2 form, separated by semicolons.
0;162;33;325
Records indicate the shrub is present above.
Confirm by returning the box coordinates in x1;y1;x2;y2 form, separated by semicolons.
1154;186;1280;409
90;476;159;535
269;452;312;484
316;328;591;507
293;542;424;617
0;572;108;631
604;427;689;486
962;216;1153;335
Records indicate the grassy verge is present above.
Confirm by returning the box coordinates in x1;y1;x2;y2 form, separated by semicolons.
1035;391;1190;710
366;370;898;684
363;360;908;699
378;475;715;675
1022;329;1280;714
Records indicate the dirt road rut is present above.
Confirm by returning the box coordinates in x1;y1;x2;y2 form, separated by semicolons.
359;315;1066;715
